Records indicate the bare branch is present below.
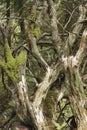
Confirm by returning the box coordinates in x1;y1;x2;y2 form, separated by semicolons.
65;5;87;55
28;1;49;70
62;28;87;70
37;32;51;41
29;33;49;70
36;1;48;27
47;0;61;53
64;6;78;30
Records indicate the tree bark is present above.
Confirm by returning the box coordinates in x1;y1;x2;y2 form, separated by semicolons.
62;28;87;130
0;1;87;130
14;63;62;130
14;65;38;130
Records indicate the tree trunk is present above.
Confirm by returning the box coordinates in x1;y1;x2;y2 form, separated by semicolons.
13;65;38;130
65;67;87;130
1;1;87;130
14;60;87;130
14;63;60;130
62;28;87;130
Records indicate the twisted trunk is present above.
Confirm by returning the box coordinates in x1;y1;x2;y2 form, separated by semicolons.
13;62;60;130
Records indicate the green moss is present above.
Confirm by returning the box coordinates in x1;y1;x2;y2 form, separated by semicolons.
33;26;40;39
4;43;14;62
0;61;7;69
16;51;27;66
0;61;19;82
29;13;36;22
28;13;41;39
29;24;40;39
0;43;27;82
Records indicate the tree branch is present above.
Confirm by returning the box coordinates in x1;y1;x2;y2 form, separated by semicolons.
47;0;61;54
65;5;87;55
29;34;49;70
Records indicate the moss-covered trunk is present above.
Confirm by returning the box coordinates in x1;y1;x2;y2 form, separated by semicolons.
0;42;37;129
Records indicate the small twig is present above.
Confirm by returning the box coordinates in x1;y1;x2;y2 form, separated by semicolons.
64;6;78;30
37;32;51;41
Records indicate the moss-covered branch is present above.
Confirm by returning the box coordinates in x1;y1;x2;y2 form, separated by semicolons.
0;43;27;82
